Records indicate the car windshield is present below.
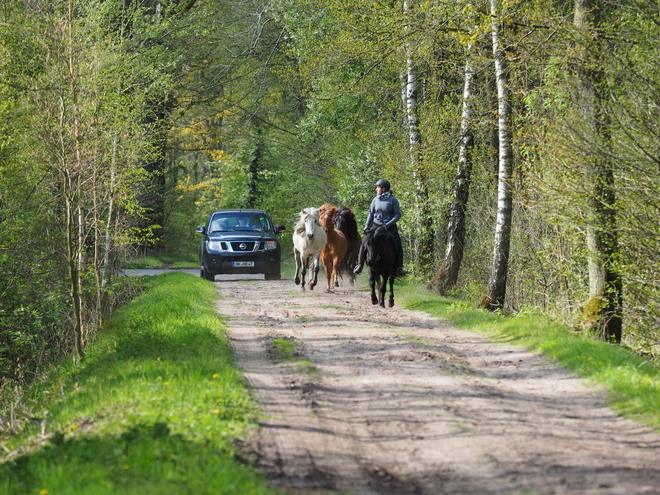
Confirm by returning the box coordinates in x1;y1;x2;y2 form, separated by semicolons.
209;213;272;232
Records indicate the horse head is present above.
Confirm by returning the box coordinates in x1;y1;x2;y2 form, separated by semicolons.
318;203;337;230
299;207;321;239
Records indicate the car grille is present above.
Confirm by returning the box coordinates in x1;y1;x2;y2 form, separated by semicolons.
228;241;258;252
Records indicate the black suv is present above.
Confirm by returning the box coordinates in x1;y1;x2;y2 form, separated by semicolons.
196;209;285;281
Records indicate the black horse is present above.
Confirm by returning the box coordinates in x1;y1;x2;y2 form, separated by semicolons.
333;206;362;285
363;224;398;307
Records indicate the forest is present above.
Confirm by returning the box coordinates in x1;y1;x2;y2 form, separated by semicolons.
1;0;660;393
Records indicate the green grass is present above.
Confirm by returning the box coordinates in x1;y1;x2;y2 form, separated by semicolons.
270;338;317;376
122;254;198;269
271;337;299;361
396;283;660;431
0;272;283;495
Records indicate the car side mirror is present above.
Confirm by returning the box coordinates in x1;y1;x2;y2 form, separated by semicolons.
196;225;206;234
275;225;285;234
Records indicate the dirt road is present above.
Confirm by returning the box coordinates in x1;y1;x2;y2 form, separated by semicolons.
214;277;660;495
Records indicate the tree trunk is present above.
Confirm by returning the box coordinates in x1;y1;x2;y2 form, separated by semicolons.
575;0;622;343
403;0;434;274
246;123;262;208
101;137;119;316
67;0;86;359
431;35;475;295
65;187;85;360
483;0;514;311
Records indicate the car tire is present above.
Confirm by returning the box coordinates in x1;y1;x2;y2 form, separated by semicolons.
201;266;215;281
265;272;281;281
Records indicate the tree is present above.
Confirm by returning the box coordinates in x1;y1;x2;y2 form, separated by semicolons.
16;0;167;358
574;0;622;343
402;0;434;274
431;2;477;295
481;0;514;311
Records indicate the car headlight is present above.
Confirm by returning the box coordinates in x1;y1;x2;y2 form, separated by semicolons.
207;241;224;251
264;240;278;251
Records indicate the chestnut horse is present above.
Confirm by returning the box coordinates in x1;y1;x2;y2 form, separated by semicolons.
318;204;348;292
332;205;361;285
293;207;327;291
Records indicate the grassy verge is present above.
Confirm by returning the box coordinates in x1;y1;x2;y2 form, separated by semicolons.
122;254;198;269
396;282;660;431
0;272;282;495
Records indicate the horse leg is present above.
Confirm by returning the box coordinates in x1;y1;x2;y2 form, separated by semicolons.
300;255;309;292
388;274;395;307
379;276;387;308
333;261;340;288
323;256;332;292
309;255;320;290
294;250;302;285
370;274;378;305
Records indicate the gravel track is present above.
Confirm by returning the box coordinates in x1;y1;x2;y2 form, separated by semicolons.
213;277;660;495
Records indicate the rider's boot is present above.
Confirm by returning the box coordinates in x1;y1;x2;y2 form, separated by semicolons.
353;246;365;275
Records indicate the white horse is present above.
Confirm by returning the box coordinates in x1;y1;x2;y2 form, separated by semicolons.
293;207;327;291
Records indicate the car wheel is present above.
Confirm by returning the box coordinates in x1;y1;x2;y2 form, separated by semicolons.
201;266;215;281
265;272;281;281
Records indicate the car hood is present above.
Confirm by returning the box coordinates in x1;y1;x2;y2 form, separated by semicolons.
208;232;276;241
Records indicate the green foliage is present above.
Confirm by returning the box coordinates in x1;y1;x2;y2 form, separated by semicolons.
3;0;660;409
0;272;282;494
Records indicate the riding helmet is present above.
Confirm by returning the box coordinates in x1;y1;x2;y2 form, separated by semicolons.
375;179;391;190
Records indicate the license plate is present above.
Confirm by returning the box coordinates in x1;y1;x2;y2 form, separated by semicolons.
232;261;255;267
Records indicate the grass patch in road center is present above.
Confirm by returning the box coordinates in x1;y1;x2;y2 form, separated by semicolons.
397;284;660;431
271;337;299;361
270;337;317;376
0;272;283;495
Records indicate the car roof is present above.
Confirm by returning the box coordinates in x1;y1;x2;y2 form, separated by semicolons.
210;209;268;214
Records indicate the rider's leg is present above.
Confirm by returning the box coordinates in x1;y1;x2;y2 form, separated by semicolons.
353;242;366;274
389;224;407;276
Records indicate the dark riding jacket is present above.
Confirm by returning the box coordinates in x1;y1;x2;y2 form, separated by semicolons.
365;191;402;230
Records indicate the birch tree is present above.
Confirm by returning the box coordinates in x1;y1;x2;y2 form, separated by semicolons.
402;0;434;273
431;4;476;294
482;0;514;311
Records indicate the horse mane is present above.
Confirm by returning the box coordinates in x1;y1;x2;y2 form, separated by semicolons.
295;207;319;234
318;203;336;222
365;225;396;264
333;206;359;239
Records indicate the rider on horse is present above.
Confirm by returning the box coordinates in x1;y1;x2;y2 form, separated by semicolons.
354;179;407;277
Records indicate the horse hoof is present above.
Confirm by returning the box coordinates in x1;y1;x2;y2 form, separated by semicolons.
379;303;385;308
294;278;301;285
334;281;339;287
389;299;394;308
371;298;378;305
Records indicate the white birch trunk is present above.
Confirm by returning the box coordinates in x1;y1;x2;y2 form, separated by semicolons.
485;0;514;310
402;0;433;272
435;33;476;294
